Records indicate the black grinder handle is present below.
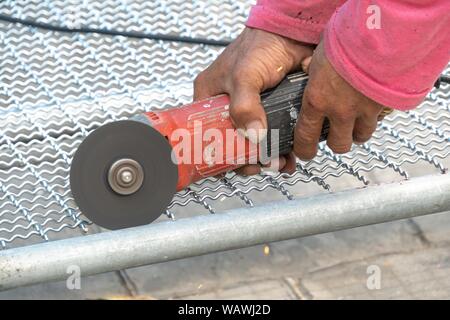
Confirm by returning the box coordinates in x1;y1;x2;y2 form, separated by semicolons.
260;72;329;157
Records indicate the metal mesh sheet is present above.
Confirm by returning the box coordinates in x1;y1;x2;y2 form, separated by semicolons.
0;0;449;250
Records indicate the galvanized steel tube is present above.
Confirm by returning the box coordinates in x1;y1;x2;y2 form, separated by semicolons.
1;174;449;290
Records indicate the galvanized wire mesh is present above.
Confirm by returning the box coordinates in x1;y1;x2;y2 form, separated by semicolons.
0;0;449;250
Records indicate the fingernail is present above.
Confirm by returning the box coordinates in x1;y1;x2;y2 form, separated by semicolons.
301;56;312;73
260;167;279;176
236;127;248;139
261;157;286;173
245;120;267;144
278;156;287;169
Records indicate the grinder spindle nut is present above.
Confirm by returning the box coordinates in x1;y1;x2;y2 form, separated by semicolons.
107;158;144;195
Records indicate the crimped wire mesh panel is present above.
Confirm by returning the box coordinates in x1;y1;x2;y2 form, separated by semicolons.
0;0;449;250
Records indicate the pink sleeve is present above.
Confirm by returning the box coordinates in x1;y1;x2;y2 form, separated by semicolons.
324;0;450;110
246;0;346;44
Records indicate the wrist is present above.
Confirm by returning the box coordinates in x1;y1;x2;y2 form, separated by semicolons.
246;4;328;45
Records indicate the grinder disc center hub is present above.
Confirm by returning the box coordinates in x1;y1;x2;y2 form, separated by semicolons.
108;158;144;195
120;170;134;184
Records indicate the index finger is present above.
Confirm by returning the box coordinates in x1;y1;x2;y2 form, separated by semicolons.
193;68;225;101
293;98;325;161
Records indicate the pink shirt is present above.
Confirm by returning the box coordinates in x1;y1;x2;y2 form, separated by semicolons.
246;0;450;110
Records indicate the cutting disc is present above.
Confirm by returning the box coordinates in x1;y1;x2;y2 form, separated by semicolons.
70;120;178;230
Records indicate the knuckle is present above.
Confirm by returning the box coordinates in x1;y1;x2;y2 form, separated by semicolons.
230;102;252;115
231;69;251;85
295;126;317;145
231;68;248;83
297;132;316;145
333;109;354;123
328;142;352;154
304;88;325;111
229;103;253;124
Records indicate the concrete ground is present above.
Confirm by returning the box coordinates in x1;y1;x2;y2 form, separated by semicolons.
1;209;450;300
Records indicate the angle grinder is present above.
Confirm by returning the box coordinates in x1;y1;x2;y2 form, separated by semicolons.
69;72;389;230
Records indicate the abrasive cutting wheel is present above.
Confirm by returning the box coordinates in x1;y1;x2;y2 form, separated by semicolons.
70;120;178;230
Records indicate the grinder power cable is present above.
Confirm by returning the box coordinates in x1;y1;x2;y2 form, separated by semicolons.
70;72;387;230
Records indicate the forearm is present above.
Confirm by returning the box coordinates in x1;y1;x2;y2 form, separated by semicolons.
324;0;450;110
246;0;346;44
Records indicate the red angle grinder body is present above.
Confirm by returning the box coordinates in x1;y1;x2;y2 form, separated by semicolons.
135;94;277;191
70;72;327;229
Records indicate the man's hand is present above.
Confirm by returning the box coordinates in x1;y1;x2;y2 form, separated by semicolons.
294;41;385;160
194;27;313;175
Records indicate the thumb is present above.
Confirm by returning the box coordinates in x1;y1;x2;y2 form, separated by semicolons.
301;56;313;74
229;81;267;144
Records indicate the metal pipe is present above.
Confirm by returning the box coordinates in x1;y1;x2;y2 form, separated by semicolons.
1;174;449;290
